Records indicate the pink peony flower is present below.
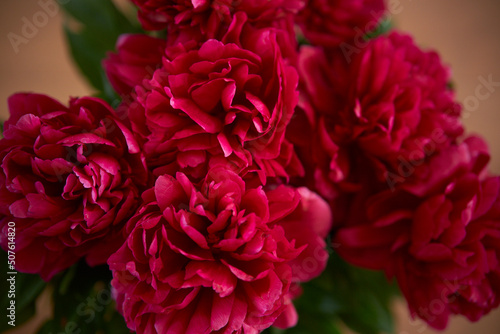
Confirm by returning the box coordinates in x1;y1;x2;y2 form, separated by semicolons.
108;167;331;333
129;15;303;183
334;137;500;329
296;0;386;48
0;93;148;280
103;34;166;97
131;0;305;34
289;32;463;201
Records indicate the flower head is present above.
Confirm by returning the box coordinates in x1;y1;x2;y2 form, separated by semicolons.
129;17;302;183
108;167;331;333
0;93;147;280
104;34;166;96
132;0;305;34
290;32;463;201
335;137;500;329
296;0;386;48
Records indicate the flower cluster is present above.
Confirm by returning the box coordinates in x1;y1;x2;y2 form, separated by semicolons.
1;0;499;333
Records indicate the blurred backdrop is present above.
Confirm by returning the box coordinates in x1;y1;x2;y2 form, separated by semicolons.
1;0;500;333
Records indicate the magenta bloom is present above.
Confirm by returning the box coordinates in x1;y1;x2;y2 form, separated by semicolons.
296;0;386;48
335;137;500;329
339;33;463;159
108;167;331;333
129;17;302;182
0;93;147;280
131;0;305;34
104;34;166;96
290;32;463;201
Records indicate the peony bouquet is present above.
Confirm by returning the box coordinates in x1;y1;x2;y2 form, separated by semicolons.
1;0;499;333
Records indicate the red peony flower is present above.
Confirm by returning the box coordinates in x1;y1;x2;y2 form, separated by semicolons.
341;33;463;159
108;167;331;333
129;15;303;183
334;137;500;329
131;0;305;34
296;0;386;48
0;93;147;280
287;46;351;201
289;32;463;201
103;34;166;97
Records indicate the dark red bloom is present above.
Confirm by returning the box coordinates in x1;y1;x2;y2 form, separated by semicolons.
0;93;147;280
335;137;500;329
289;32;463;201
108;167;331;333
104;34;166;96
296;0;386;48
129;16;303;183
131;0;305;34
339;33;463;159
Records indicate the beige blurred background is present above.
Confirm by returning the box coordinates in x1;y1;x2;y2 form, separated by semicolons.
1;0;500;333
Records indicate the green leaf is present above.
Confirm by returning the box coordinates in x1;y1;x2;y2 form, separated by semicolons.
364;18;393;40
285;313;342;334
60;0;142;101
263;252;398;334
15;274;46;310
36;261;129;334
328;253;398;334
36;319;60;334
60;0;136;34
58;261;77;295
339;293;394;334
297;33;310;46
0;251;46;332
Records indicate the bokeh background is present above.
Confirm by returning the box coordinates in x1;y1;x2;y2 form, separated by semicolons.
1;0;499;333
